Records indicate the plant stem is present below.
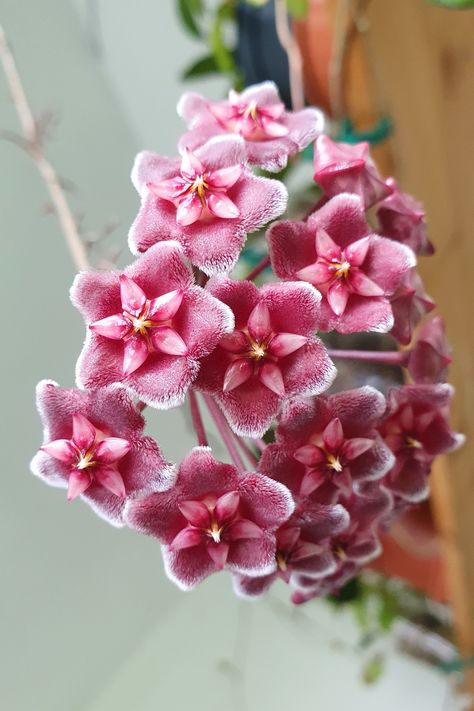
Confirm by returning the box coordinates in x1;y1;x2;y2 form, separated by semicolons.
233;433;259;470
203;394;245;472
188;391;208;447
253;438;267;453
327;348;409;366
0;25;89;272
274;0;305;112
245;255;271;282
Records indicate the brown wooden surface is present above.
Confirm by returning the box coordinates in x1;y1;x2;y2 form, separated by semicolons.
365;0;474;700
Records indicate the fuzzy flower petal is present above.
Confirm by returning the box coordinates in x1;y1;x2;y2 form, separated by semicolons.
70;241;234;409
129;136;287;275
30;381;174;526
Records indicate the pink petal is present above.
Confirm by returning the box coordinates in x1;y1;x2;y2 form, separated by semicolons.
341;437;374;461
227;519;263;541
296;261;333;285
148;289;184;322
207;192;240;219
345;236;371;266
207;164;242;189
178;500;211;528
123;335;149;376
148;177;187;201
180;148;204;179
41;439;77;464
94;465;126;498
72;413;96;451
215;490;240;522
150;327;188;356
67;470;92;501
89;313;131;340
300;468;326;497
171;526;204;551
223;359;253;392
259;362;285;397
206;542;229;568
94;437;131;464
294;444;326;466
323;418;344;451
315;228;340;260
247;301;272;341
119;274;147;316
326;281;350;315
332;469;353;496
176;192;203;226
268;333;307;358
261;117;290;137
219;331;248;353
348;270;384;297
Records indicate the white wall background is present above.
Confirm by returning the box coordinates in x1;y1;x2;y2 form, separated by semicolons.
0;1;453;709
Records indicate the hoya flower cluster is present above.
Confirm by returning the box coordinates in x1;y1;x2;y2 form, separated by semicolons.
31;82;462;601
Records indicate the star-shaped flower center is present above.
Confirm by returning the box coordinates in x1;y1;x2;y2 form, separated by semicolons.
148;148;242;226
219;301;307;397
90;275;187;376
208;90;289;141
170;491;263;569
294;417;374;497
297;229;384;316
41;413;130;500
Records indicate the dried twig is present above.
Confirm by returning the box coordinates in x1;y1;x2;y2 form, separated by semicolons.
0;24;90;271
274;0;305;111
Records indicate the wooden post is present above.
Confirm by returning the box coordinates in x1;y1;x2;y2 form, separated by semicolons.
365;0;474;701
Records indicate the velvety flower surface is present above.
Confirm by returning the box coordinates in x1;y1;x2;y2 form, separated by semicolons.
268;194;416;333
30;381;173;525
177;82;324;172
71;241;234;409
380;384;464;502
377;178;434;256
124;447;295;590
129;136;287;274
233;500;350;597
313;135;392;208
407;316;451;384
195;278;336;437
389;268;435;345
259;387;394;501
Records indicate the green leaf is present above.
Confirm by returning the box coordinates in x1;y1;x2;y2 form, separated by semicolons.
430;0;474;7
287;0;308;18
209;14;235;73
176;0;203;38
361;654;385;685
182;54;220;80
243;0;271;5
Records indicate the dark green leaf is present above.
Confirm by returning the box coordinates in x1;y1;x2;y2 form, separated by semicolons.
182;54;220;80
176;0;203;38
210;15;235;73
287;0;308;18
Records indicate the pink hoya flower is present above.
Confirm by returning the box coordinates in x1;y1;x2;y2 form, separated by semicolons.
291;484;391;598
377;178;434;256
30;381;173;525
177;81;324;172
259;387;394;502
124;447;294;590
389;268;435;345
407;316;451;384
70;241;234;409
268;193;416;333
195;278;336;437
129;135;287;274
291;562;360;605
233;501;350;598
380;384;464;502
313;135;392;208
